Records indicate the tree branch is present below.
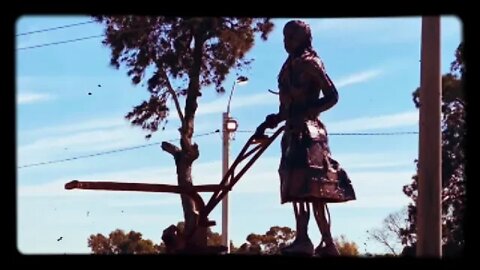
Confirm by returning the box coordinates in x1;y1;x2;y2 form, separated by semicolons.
159;69;184;125
368;229;398;255
161;141;181;158
180;31;204;155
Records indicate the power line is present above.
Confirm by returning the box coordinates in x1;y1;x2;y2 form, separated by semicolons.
18;130;220;169
17;34;105;51
329;131;418;136
330;131;418;136
16;20;96;36
236;130;419;136
16;24;171;51
18;129;418;169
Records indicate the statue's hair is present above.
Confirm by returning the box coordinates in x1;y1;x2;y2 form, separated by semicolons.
278;20;319;85
283;20;318;57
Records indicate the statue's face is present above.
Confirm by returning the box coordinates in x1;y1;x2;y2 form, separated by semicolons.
283;24;307;54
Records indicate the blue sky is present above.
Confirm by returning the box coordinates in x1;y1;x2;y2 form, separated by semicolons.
16;16;462;255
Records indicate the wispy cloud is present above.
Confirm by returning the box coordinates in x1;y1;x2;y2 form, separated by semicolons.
330;170;414;210
328;110;418;132
312;17;422;44
17;92;55;104
199;93;273;115
27;116;127;136
18;152;415;200
17;115;218;166
18;179;127;198
336;69;384;88
17;160;212;198
106;198;179;208
267;170;413;211
171;66;385;120
313;17;407;33
333;152;414;170
192;67;384;116
17;107;415;169
311;16;461;45
165;93;274;121
17;126;159;166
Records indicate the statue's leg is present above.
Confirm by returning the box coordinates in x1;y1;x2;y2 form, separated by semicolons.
281;201;314;255
313;201;340;256
294;201;310;241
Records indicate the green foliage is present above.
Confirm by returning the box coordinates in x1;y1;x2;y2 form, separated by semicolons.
88;223;224;254
234;227;360;256
235;226;296;255
334;235;360;256
88;225;364;256
93;16;273;138
87;229;162;254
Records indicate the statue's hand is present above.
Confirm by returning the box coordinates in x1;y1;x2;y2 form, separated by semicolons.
252;113;280;144
265;113;280;129
252;124;269;144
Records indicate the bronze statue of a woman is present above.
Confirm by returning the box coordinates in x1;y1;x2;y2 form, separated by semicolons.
255;20;356;256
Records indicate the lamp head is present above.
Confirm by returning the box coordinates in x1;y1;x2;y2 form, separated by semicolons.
236;76;249;85
225;118;238;132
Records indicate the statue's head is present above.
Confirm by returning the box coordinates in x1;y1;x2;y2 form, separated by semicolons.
283;20;313;55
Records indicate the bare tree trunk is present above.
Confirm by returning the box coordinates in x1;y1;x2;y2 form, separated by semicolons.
175;155;206;249
176;29;206;250
158;24;209;252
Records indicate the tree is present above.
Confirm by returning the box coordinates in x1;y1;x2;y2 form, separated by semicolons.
334;235;360;256
400;42;465;256
93;16;274;250
88;223;224;254
234;227;360;256
366;208;408;255
235;226;296;255
88;229;163;254
230;240;239;253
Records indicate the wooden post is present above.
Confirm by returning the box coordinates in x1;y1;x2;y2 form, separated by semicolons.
222;112;230;253
417;16;442;258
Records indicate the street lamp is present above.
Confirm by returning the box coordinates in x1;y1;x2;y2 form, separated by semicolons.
225;118;238;133
226;76;248;116
222;76;248;253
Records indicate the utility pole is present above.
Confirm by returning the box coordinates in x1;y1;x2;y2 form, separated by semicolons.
221;112;231;253
221;76;247;253
417;16;442;258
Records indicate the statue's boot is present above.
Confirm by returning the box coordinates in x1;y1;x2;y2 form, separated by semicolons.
281;202;314;256
313;202;340;257
281;236;314;255
314;238;340;257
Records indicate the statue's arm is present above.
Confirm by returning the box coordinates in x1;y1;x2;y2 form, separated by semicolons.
303;58;339;115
